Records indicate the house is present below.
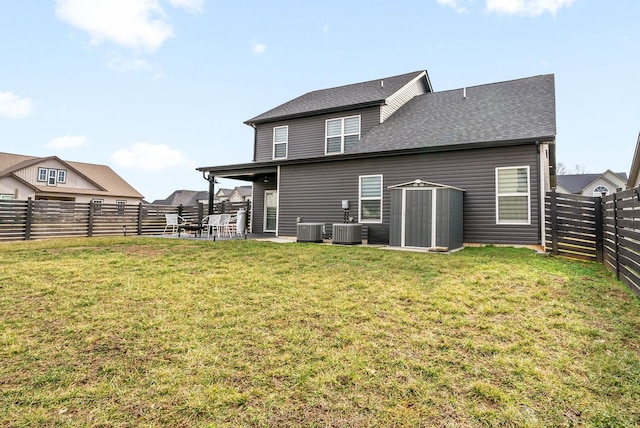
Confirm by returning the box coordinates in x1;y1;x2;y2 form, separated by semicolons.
215;188;232;202
0;152;143;204
228;185;252;203
628;132;640;189
556;171;627;196
197;70;556;247
151;190;209;206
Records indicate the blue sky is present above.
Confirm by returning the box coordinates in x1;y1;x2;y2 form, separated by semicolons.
1;0;638;201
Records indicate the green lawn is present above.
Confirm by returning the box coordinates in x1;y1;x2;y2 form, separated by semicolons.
1;237;639;427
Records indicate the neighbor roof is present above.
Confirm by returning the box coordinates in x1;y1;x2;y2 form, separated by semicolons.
245;70;430;125
557;172;628;194
152;190;208;205
348;74;556;155
0;152;143;198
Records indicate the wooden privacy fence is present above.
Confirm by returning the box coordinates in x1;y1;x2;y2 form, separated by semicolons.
546;188;640;297
0;199;250;241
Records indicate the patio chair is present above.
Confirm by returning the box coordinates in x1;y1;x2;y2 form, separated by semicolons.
163;213;185;236
218;213;234;237
203;214;222;238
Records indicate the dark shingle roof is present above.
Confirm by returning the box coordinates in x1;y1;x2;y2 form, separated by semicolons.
245;70;428;125
557;172;628;194
152;190;207;205
348;74;556;154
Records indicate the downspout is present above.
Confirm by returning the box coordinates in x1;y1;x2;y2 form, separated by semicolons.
275;165;281;237
202;171;215;215
536;141;546;250
251;124;257;162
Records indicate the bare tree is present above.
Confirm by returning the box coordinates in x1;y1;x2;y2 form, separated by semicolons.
556;162;568;175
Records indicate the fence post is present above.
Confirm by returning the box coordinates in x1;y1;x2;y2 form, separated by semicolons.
595;195;604;263
613;193;620;280
88;201;95;237
25;197;33;240
137;203;143;235
550;189;558;255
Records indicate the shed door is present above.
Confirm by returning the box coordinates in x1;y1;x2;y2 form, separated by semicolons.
404;189;433;248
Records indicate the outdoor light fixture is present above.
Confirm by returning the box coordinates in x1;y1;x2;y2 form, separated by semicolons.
263;176;269;183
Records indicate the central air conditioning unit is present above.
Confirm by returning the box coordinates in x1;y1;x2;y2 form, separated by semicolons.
332;223;362;245
296;223;324;243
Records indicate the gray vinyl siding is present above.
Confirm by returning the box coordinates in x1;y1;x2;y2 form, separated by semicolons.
253;106;381;162
251;180;277;233
381;77;429;122
277;144;541;245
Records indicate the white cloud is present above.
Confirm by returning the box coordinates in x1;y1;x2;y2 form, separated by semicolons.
0;92;33;119
106;52;164;78
252;42;266;54
436;0;575;15
485;0;575;16
55;0;174;51
46;135;87;149
167;0;204;13
111;142;196;172
436;0;468;13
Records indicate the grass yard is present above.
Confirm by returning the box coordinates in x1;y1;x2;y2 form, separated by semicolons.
0;237;639;427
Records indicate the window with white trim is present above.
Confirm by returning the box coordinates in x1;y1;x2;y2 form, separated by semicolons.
326;116;360;155
38;168;47;182
48;169;57;186
593;185;609;196
273;126;288;159
0;194;15;200
496;166;530;225
57;170;66;183
359;175;383;223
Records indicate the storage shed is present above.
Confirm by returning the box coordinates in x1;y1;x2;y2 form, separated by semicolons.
389;180;464;251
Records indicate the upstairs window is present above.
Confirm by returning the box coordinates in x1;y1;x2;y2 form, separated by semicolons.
593;185;609;196
326;116;360;155
273;126;288;159
48;169;57;186
496;166;530;225
38;167;67;186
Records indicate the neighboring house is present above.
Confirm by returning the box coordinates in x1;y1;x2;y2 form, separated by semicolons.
628;132;640;189
0;152;143;204
197;70;556;247
215;188;232;202
228;185;252;203
151;190;209;206
556;171;627;196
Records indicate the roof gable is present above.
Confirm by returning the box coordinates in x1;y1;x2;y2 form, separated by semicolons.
0;152;143;198
245;70;430;125
556;171;628;194
348;74;556;155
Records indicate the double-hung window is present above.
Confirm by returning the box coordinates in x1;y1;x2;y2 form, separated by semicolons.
496;166;530;224
273;126;288;159
326;116;360;155
48;169;57;186
359;175;383;223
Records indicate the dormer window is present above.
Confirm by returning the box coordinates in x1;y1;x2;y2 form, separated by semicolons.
38;167;67;186
273;126;288;159
326;115;360;155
